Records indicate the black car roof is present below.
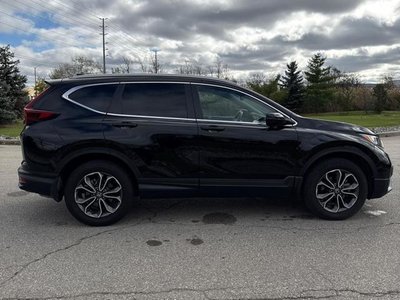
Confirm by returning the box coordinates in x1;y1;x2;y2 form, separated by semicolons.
46;73;298;119
46;73;239;88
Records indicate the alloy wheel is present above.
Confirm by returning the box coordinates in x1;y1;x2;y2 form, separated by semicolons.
74;172;122;218
315;169;359;213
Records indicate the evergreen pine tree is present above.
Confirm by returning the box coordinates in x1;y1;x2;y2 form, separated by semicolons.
279;61;304;112
0;45;27;123
303;53;333;113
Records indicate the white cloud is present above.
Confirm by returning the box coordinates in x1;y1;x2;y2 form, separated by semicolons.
1;0;399;85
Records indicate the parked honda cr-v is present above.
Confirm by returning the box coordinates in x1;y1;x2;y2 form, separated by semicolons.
18;74;393;225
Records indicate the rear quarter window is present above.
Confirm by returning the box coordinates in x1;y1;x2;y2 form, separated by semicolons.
68;84;117;112
110;83;188;118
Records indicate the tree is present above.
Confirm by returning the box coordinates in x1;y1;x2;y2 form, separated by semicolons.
49;56;102;79
279;61;304;112
303;53;334;113
330;72;361;111
353;86;374;112
384;76;400;110
246;72;266;88
373;84;388;113
177;60;206;75
133;54;163;74
34;78;48;96
0;45;28;124
208;58;230;79
246;73;287;103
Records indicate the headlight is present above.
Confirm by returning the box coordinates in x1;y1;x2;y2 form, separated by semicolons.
361;134;383;147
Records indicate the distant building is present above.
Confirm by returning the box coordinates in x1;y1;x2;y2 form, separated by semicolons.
24;86;36;100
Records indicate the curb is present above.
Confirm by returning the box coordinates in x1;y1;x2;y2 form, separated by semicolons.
1;131;400;146
0;139;20;145
377;131;400;137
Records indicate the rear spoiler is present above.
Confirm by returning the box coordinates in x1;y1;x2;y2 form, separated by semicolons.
44;79;63;86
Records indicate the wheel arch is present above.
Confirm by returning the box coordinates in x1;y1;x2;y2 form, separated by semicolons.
56;147;140;200
301;147;375;198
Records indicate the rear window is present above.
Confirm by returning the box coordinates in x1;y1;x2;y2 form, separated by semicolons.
69;84;117;112
112;83;188;118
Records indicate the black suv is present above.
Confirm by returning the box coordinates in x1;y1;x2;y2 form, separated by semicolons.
18;74;393;225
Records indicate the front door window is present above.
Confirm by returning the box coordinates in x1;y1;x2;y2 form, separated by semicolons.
197;85;275;123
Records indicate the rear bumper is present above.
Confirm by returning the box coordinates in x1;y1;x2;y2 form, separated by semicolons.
18;165;60;201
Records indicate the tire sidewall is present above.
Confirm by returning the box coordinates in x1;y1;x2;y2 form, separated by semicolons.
65;160;133;226
304;159;368;220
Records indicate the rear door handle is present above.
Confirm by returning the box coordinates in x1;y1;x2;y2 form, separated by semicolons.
200;125;225;132
111;122;138;128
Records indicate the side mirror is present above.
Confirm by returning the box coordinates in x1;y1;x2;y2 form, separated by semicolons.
265;112;293;129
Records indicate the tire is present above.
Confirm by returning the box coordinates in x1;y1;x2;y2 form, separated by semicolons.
64;160;134;226
303;158;367;220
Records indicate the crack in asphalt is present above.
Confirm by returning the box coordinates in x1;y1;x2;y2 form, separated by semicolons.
295;288;400;299
3;287;400;300
140;219;400;234
2;198;400;298
0;200;186;289
309;265;334;288
139;199;187;225
0;217;150;288
0;227;121;288
0;286;230;300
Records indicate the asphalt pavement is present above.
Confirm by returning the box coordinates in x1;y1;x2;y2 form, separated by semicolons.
0;137;399;300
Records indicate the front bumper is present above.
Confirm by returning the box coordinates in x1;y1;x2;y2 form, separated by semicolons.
369;166;393;199
370;178;392;198
18;165;60;201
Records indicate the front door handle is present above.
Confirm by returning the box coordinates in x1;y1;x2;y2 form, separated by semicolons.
111;122;138;128
200;125;225;132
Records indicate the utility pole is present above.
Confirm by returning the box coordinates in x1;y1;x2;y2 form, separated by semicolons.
150;47;160;74
34;67;37;96
99;17;108;74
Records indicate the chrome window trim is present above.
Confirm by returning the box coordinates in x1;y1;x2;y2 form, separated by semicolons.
107;112;196;122
62;82;120;115
197;118;265;127
61;80;297;128
62;81;191;118
192;82;298;127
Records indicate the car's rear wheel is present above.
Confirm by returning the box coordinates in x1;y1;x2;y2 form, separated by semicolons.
65;160;133;226
303;158;367;220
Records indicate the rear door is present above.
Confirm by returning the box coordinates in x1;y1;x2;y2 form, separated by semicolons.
103;82;199;196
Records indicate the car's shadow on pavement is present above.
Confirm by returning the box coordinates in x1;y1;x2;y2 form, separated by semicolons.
7;191;385;228
127;196;316;225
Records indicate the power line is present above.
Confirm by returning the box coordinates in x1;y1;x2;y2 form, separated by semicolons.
5;1;149;59
0;19;97;49
28;0;101;29
3;0;150;57
1;1;159;70
7;0;99;34
106;36;149;58
37;0;149;56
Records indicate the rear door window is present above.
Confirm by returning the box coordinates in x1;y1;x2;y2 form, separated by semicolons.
111;83;188;118
68;84;117;112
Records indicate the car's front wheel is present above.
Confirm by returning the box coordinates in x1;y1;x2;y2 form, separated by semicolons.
64;160;134;226
303;158;368;220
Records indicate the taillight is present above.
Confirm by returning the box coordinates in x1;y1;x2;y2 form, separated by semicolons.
24;108;58;125
24;87;58;125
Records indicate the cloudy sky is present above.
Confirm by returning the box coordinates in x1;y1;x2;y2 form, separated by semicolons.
1;0;399;85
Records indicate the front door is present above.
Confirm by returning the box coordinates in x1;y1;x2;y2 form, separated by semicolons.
192;84;299;197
